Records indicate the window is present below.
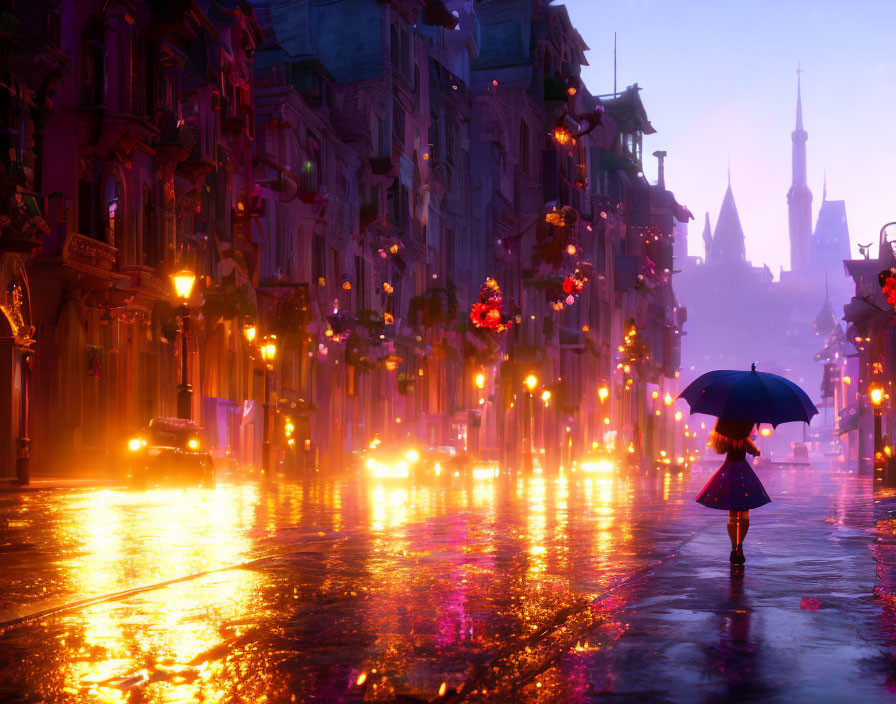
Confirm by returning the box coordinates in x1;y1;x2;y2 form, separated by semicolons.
78;179;94;237
142;188;158;267
446;119;455;166
354;256;366;310
312;235;324;284
143;44;156;118
392;101;405;148
519;120;531;174
104;178;122;247
391;26;400;67
400;29;410;77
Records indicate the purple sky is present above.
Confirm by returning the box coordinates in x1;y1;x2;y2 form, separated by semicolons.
562;0;896;277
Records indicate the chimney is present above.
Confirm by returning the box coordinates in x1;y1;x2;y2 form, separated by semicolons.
653;150;667;190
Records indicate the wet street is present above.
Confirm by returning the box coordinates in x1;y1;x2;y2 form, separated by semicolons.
0;462;892;703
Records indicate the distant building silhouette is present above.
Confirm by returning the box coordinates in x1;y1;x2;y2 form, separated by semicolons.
812;196;851;277
710;180;747;265
677;71;855;454
788;71;813;272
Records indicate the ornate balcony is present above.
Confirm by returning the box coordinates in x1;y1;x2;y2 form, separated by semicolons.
62;232;117;272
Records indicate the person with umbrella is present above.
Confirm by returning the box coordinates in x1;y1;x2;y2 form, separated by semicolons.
679;364;818;565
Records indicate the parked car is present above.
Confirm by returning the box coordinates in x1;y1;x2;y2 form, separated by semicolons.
126;418;215;488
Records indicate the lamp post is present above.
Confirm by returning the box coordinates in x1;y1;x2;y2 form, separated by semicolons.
524;374;538;471
871;383;885;472
171;270;197;420
260;338;277;475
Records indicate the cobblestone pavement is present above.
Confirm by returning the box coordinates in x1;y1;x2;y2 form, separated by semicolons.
0;461;890;703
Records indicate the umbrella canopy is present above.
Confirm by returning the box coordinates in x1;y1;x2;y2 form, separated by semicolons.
678;364;818;427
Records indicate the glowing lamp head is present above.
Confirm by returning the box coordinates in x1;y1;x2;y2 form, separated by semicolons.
760;427;772;437
128;438;143;452
871;386;885;406
261;342;277;361
663;393;674;406
553;121;572;145
598;386;609;401
525;374;538;391
187;438;199;450
541;390;551;402
244;325;257;343
475;373;486;389
171;270;196;300
405;449;420;463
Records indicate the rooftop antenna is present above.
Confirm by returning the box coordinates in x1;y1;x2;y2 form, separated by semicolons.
613;32;617;95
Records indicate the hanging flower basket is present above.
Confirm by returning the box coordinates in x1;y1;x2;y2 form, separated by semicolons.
469;278;512;332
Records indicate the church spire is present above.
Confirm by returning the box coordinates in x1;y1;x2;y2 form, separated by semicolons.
712;178;746;265
788;64;812;272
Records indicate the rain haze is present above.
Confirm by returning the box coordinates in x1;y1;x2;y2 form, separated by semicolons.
4;1;896;702
565;0;896;272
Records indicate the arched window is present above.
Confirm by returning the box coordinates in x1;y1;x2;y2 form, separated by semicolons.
390;26;400;68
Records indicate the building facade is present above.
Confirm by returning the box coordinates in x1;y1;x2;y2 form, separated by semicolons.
1;0;688;480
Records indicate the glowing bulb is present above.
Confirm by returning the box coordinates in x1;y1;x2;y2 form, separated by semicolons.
525;375;538;391
171;270;196;299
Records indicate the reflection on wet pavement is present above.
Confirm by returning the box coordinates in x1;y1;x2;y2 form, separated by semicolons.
0;463;889;702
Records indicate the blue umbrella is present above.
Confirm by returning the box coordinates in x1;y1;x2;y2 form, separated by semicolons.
678;364;818;426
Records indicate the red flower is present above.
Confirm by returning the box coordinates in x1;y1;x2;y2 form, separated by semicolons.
884;277;896;307
562;277;576;294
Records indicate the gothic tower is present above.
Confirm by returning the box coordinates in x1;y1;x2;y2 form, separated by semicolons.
711;176;746;265
787;70;812;272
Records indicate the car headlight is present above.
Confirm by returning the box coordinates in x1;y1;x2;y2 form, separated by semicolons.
405;449;419;463
128;438;144;452
188;438;199;450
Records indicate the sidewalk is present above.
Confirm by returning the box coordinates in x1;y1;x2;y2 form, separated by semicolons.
0;476;121;492
519;467;895;704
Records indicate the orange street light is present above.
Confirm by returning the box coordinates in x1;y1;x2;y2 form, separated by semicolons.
171;270;196;300
475;372;486;389
261;341;277;361
525;374;538;391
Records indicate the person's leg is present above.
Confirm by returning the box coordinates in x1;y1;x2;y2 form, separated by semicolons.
736;510;750;552
727;510;739;550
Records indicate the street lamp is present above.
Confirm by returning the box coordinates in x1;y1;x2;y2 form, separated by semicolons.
171;269;196;420
260;337;277;474
475;372;486;390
